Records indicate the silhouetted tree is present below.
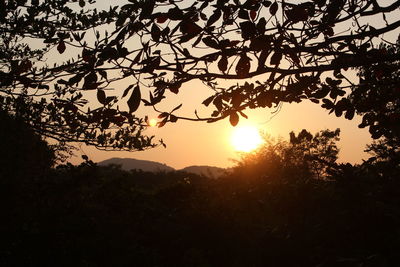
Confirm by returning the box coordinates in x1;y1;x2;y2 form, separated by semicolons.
288;128;340;179
1;0;399;150
348;37;400;140
0;0;156;151
342;37;400;178
2;133;400;266
363;136;400;178
0;110;55;180
234;128;340;179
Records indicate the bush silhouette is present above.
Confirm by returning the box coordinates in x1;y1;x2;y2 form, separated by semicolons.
0;111;54;180
2;126;400;266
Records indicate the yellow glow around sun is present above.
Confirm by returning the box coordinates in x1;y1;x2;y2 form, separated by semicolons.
148;118;158;127
231;125;263;152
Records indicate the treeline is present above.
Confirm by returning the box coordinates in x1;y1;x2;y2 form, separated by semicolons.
1;113;400;266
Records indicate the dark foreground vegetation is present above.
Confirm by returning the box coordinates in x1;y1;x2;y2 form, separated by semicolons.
2;1;400;265
1;112;400;267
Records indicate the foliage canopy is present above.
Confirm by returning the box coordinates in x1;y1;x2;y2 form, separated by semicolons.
3;136;400;266
1;0;400;150
234;128;340;179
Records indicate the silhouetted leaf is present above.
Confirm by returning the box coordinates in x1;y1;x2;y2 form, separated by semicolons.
250;35;270;51
218;55;228;72
239;111;248;119
286;6;309;23
151;24;161;42
131;50;143;65
250;10;257;21
140;0;155;20
170;115;178;122
57;40;66;54
257;49;269;71
168;7;184;20
158;112;169;119
105;96;116;105
211;110;220;117
239;9;250;20
231;91;243;108
169;82;181;94
334;99;349;117
98;70;108;81
213;96;223;111
127;86;141;113
270;51;282;65
312;85;330;98
313;0;326;8
236;54;251;77
321;99;334;109
288;50;300;64
345;106;355;120
270;2;278;16
262;1;272;7
158;117;168;128
180;21;202;35
82;48;92;62
207;9;221;27
202;95;215;107
203;37;219;49
99;47;118;60
200;12;207;21
171;104;182;112
324;27;334;36
122;85;134;98
229;112;239;126
334;108;343;117
97;89;106;105
83;72;98;89
156;14;168;23
240;21;257;39
257;17;267;33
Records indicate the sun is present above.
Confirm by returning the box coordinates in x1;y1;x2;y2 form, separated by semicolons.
148;118;158;127
231;125;263;152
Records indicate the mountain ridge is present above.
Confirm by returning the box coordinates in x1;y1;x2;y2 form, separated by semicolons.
98;157;226;178
98;157;174;173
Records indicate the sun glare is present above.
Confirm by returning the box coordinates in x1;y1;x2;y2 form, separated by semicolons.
231;125;263;152
148;118;158;127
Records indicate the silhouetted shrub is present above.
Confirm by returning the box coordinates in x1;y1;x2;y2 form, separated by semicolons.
0;110;55;180
2;128;400;266
232;129;340;181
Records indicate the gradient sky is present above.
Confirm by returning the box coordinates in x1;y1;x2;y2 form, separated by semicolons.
69;78;372;169
59;1;399;169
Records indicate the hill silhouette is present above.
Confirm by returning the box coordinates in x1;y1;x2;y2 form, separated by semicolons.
98;158;227;178
98;158;226;178
98;157;175;172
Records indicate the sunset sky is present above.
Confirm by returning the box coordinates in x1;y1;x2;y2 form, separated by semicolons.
56;1;399;169
69;78;372;169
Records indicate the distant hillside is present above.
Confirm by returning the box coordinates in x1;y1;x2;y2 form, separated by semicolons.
98;158;226;178
179;165;226;178
98;158;175;172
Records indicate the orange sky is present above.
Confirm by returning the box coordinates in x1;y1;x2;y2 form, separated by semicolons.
59;1;398;169
69;79;372;169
